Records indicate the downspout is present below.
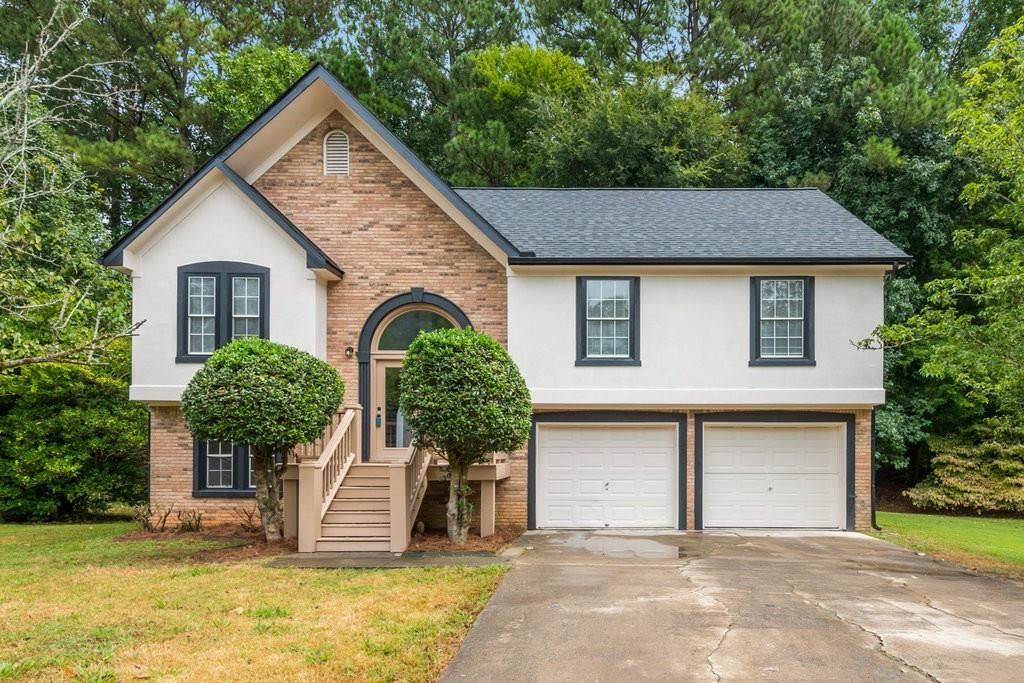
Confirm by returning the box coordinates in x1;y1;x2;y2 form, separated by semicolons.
146;406;152;510
871;407;880;531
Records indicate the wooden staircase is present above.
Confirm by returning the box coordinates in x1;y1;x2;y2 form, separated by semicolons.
317;463;392;551
292;406;433;553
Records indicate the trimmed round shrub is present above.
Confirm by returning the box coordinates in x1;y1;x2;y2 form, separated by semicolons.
181;338;344;539
399;327;531;543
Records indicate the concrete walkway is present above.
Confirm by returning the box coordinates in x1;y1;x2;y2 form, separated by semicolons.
268;550;506;569
442;530;1024;681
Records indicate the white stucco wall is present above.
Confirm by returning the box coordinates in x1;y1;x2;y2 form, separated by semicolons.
508;270;886;407
127;179;327;402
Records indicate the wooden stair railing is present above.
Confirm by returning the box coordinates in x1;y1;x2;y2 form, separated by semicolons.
388;443;431;552
296;406;360;552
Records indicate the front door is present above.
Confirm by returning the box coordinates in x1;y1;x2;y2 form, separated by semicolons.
368;306;456;460
372;359;412;460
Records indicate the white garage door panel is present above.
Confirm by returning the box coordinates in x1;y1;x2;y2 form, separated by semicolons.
537;424;677;528
703;425;843;529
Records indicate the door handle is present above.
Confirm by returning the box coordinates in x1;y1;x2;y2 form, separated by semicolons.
375;413;381;428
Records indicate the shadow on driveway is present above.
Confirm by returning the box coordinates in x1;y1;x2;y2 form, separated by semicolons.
442;530;1024;681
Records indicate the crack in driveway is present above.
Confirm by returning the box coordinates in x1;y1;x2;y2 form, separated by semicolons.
442;531;1024;682
785;578;939;682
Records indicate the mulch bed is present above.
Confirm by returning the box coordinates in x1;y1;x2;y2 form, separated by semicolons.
405;526;522;553
116;525;296;562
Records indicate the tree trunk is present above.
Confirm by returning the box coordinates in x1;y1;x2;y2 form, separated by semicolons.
251;445;283;542
447;461;471;545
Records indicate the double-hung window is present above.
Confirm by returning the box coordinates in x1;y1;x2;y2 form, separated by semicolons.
194;440;256;496
576;276;640;366
750;276;815;365
177;262;269;362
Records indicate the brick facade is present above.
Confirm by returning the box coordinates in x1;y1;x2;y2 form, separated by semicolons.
144;107;876;532
150;109;519;525
149;406;251;525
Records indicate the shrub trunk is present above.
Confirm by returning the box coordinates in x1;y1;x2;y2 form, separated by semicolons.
251;445;283;541
446;461;471;544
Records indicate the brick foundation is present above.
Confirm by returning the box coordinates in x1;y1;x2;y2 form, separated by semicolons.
148;406;253;525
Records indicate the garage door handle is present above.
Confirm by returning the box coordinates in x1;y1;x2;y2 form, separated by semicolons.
604;482;609;490
768;486;773;492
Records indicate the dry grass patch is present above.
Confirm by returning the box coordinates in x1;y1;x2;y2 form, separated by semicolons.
0;523;507;681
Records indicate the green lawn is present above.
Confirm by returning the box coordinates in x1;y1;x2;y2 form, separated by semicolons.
0;523;506;682
874;511;1024;580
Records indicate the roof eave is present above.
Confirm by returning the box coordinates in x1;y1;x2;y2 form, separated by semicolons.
506;256;913;266
216;161;344;278
102;62;520;269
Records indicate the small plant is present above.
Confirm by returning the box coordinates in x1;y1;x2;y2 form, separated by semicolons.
233;504;262;533
245;604;290;619
175;509;204;532
293;643;332;665
132;504;174;532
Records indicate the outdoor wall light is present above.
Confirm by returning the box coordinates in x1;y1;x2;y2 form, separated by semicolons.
345;346;354;358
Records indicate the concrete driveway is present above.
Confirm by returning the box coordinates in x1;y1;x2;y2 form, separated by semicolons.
441;530;1024;682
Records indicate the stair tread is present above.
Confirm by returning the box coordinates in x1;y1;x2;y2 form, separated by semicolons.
327;510;389;514
317;536;390;542
322;522;389;528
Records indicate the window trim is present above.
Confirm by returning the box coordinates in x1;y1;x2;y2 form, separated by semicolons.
193;440;257;498
176;262;269;363
749;276;815;366
185;274;217;356
575;276;641;366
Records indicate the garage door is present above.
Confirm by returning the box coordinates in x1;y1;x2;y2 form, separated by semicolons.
537;424;677;528
703;424;844;528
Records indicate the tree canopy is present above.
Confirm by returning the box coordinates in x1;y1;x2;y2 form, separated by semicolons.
399;328;531;542
5;0;1024;515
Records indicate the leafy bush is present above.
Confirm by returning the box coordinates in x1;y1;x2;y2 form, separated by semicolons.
181;338;344;540
0;364;147;521
907;422;1024;513
399;328;531;543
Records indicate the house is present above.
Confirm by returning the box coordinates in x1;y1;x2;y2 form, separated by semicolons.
102;65;909;552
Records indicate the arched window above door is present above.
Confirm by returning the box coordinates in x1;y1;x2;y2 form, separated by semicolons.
376;309;455;350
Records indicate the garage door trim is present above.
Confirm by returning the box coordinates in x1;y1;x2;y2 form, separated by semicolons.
528;411;687;530
694;411;856;531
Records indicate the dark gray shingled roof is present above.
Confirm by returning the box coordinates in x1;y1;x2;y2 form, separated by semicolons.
454;187;910;264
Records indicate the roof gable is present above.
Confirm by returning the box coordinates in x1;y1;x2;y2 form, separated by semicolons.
102;64;521;271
